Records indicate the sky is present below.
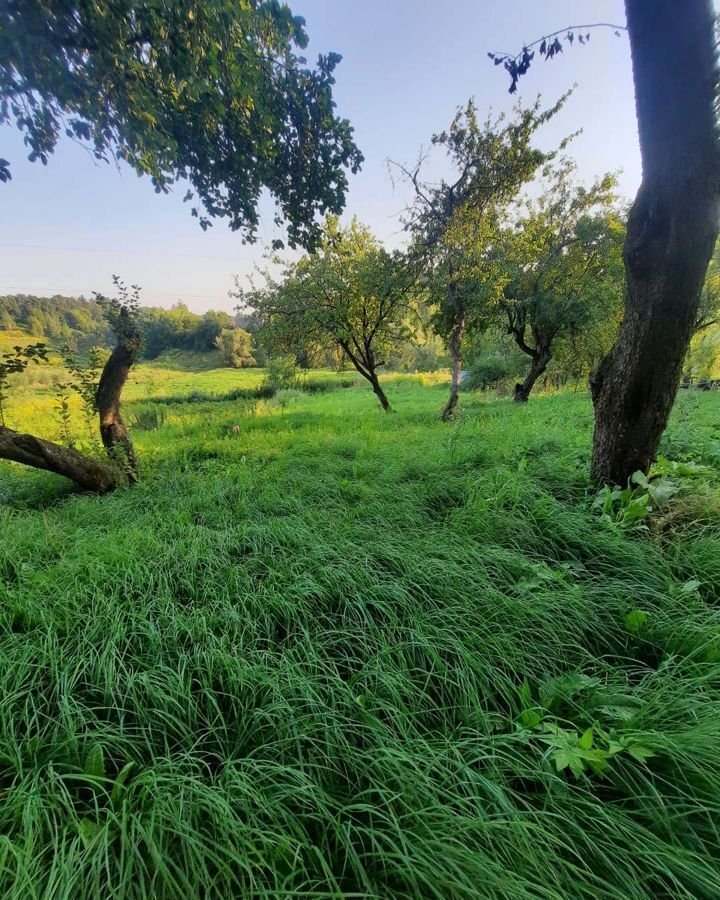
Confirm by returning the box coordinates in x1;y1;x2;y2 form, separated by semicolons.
0;0;636;313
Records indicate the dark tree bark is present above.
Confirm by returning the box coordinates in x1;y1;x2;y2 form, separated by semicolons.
590;0;720;484
96;318;139;479
441;310;466;421
337;340;392;411
0;426;120;492
367;372;391;411
505;310;553;403
514;350;552;402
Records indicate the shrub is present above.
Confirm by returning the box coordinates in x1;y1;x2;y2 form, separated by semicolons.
215;328;256;368
263;356;297;391
130;405;166;431
463;350;526;391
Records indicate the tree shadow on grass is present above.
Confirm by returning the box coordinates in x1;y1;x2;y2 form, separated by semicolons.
0;463;78;511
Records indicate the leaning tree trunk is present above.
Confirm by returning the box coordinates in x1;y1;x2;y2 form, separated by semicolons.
514;350;551;402
0;426;119;491
441;311;466;421
96;320;139;480
590;0;720;485
337;340;392;412
367;370;391;411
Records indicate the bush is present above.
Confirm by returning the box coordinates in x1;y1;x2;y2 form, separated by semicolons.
130;405;166;431
263;356;297;391
411;344;449;372
299;378;354;394
463;350;526;391
150;385;276;405
215;328;256;368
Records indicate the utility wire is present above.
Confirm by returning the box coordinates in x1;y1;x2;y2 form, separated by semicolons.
0;284;233;303
0;242;242;262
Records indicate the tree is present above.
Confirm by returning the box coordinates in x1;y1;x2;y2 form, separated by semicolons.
0;278;142;492
490;2;720;484
393;96;570;420
1;0;363;247
685;242;720;382
215;328;257;368
193;311;234;352
590;2;720;482
248;216;416;411
493;163;625;401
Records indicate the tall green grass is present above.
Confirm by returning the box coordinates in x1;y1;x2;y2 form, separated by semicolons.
1;381;719;897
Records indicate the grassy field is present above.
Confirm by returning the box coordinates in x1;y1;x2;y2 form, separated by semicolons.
1;368;720;898
2;352;360;447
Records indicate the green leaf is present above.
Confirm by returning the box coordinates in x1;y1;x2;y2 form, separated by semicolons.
626;743;656;763
625;610;647;632
552;749;572;773
585;756;610;776
518;678;544;727
83;743;105;779
646;477;679;505
621;495;651;524
519;707;543;728
681;579;702;595
577;727;594;750
77;817;103;849
110;761;135;808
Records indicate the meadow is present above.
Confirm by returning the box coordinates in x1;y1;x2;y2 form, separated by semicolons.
1;364;720;898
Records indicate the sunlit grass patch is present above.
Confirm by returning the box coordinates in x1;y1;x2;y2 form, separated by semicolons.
0;380;719;897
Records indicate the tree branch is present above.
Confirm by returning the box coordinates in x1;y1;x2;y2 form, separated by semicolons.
489;22;627;60
0;426;121;492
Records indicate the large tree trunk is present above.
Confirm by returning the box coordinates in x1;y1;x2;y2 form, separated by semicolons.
514;350;551;402
441;312;466;421
590;0;720;485
96;321;139;479
0;426;120;492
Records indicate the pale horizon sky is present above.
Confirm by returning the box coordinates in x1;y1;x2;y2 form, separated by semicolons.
0;1;637;314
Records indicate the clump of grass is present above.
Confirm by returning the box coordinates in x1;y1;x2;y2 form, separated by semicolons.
149;384;277;405
0;382;719;897
130;405;167;431
299;377;355;393
146;379;354;407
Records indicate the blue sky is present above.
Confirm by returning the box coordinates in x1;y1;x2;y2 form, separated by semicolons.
0;0;635;312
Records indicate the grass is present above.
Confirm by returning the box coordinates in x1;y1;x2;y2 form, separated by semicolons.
1;372;720;898
1;352;362;446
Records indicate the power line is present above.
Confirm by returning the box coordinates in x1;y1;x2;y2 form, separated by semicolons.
0;284;235;303
0;242;242;262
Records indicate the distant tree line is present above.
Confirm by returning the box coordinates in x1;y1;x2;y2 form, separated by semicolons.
0;294;112;349
0;294;261;366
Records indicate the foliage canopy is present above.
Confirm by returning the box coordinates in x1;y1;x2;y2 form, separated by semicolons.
0;0;363;246
493;164;625;375
249;216;417;408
